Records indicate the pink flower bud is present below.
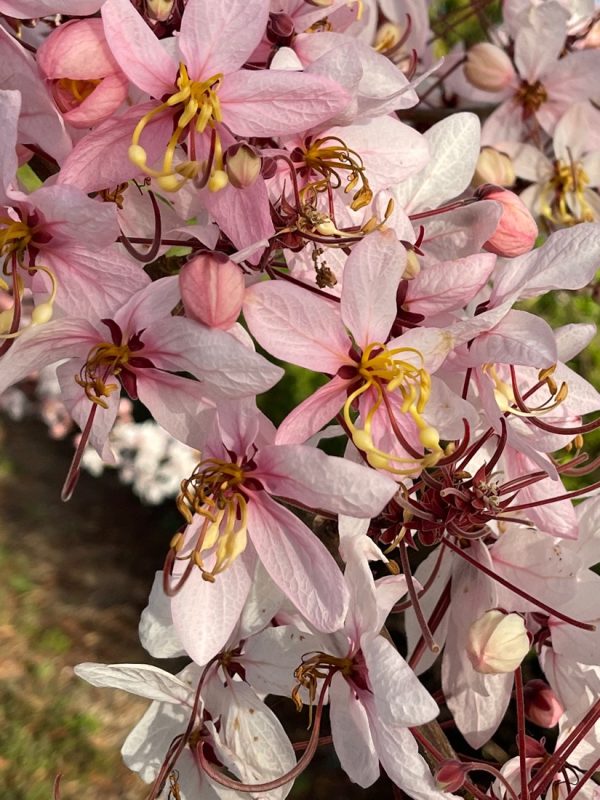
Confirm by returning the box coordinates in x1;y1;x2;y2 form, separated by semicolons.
435;760;468;792
37;19;128;129
524;680;564;728
473;148;515;188
467;610;530;674
464;43;515;92
180;253;245;330
522;735;547;758
476;185;538;257
225;144;262;189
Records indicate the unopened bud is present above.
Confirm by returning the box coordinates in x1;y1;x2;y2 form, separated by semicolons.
467;610;530;674
524;679;563;728
435;760;468;792
266;12;295;45
476;185;538;257
225;143;262;189
473;147;515;188
180;252;245;330
464;43;515;92
145;0;175;21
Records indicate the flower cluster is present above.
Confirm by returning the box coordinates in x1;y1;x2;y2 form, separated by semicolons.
2;1;600;799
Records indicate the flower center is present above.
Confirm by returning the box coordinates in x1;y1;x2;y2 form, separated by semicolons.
343;343;442;474
129;64;228;193
0;218;32;258
75;341;131;407
55;77;101;110
541;159;595;224
515;80;548;114
301;136;373;210
176;458;248;581
292;652;354;711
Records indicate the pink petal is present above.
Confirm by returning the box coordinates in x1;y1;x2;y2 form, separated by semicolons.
329;673;380;788
0;28;71;163
361;635;439;727
101;0;176;97
136;370;216;446
42;243;150;319
0;89;21;206
170;538;254;665
0;0;102;14
220;69;349;137
37;18;120;79
179;0;269;78
63;74;129;129
247;492;349;632
405;253;497;316
466;309;557;368
142;316;284;399
32;185;119;247
255;443;397;518
275;375;349;445
57;103;174;193
341;230;405;347
0;318;99;396
243;281;350;373
199;177;274;267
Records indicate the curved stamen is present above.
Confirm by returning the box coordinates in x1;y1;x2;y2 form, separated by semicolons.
196;671;334;793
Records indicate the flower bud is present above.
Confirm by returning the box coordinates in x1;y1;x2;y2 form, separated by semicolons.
473;148;515;188
467;610;530;674
476;185;538;257
435;760;468;792
180;253;245;330
464;43;515;92
225;144;262;189
524;679;563;728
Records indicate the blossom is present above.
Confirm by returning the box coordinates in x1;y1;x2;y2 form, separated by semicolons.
244;231;464;473
167;399;398;662
37;18;129;129
0;278;283;492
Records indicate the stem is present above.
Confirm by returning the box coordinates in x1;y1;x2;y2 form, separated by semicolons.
529;699;600;798
118;191;163;263
399;539;440;655
514;667;529;800
408;579;451;670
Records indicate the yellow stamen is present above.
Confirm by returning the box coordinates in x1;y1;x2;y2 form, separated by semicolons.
302;136;373;211
75;342;131;408
540;158;595;225
176;458;248;581
343;343;442;475
128;64;226;193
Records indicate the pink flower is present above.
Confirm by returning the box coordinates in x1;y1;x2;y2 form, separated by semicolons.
167;400;398;661
0;279;283;494
37;19;129;129
59;0;350;194
244;231;464;473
